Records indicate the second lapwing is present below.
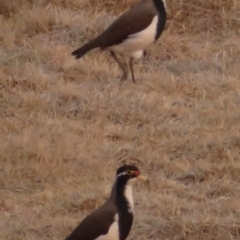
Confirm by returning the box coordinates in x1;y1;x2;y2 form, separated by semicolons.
64;165;149;240
71;0;167;83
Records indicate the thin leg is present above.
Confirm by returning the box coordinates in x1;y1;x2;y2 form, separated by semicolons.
143;50;147;58
129;58;135;83
110;51;128;81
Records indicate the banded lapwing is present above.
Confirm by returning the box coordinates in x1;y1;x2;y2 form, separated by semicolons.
71;0;167;83
64;165;149;240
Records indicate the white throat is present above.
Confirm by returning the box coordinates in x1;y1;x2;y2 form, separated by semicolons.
124;185;134;213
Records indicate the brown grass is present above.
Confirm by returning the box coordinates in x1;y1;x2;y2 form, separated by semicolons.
1;0;240;239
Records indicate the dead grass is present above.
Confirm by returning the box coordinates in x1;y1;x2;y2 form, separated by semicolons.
1;0;240;239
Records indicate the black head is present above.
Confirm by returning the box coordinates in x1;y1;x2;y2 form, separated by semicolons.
115;165;149;185
116;165;139;176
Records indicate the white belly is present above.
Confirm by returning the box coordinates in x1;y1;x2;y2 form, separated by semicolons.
109;15;158;59
95;214;119;240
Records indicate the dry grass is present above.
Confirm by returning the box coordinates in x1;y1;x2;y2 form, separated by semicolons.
1;0;240;239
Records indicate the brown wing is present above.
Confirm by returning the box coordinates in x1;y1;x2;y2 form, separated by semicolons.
64;200;118;240
96;1;157;48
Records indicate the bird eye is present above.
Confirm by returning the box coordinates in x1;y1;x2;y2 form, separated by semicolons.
127;170;132;175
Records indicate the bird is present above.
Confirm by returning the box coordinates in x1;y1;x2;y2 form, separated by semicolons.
71;0;167;83
64;165;150;240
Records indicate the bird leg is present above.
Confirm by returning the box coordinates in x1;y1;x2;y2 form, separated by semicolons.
129;57;136;83
110;51;128;81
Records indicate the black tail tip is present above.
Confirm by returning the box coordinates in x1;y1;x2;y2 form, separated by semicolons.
71;51;81;59
71;50;77;56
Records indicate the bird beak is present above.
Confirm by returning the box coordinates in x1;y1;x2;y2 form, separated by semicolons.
137;174;150;184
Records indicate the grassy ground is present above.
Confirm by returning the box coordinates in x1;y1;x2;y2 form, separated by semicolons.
1;0;240;239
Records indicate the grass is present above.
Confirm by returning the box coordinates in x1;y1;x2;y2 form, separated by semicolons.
1;0;240;239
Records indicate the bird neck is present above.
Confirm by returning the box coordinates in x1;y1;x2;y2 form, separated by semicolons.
152;0;167;41
110;179;134;213
152;0;167;20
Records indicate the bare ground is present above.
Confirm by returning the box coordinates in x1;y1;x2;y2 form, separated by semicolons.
1;0;240;239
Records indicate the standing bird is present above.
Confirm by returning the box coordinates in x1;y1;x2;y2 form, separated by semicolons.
71;0;167;83
64;165;149;240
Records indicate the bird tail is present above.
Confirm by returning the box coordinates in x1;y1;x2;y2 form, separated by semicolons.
71;38;100;59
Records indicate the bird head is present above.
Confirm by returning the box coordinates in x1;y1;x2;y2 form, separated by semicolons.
116;165;150;186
